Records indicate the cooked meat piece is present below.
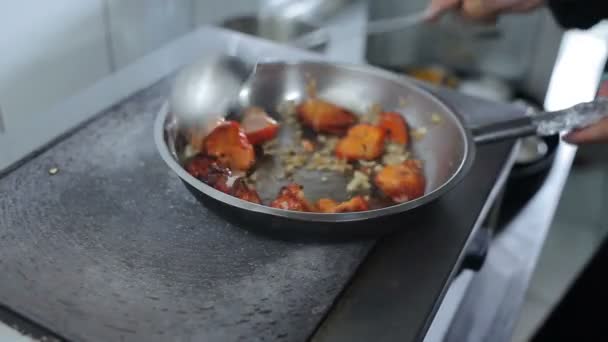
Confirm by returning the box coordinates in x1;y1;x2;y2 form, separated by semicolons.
231;178;262;204
335;124;385;161
241;107;280;145
204;121;255;171
316;196;370;213
187;118;226;152
212;174;232;194
374;160;425;203
297;98;357;134
334;196;370;212
270;183;315;212
378;112;409;145
184;155;236;194
316;198;339;213
185;155;231;181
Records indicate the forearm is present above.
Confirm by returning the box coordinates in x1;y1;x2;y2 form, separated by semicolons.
548;0;608;29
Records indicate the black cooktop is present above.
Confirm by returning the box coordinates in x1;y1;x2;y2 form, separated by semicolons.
0;79;373;342
0;28;520;342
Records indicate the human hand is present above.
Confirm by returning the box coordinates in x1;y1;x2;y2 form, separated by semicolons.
426;0;545;21
563;118;608;145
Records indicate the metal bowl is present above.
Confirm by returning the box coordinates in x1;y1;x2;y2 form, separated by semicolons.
220;15;329;52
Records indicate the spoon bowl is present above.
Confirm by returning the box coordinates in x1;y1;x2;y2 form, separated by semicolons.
169;54;256;130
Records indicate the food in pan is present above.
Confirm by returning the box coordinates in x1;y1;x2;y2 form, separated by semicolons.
241;106;280;145
374;160;425;203
378;112;409;145
297;98;357;134
183;91;428;213
203;121;255;171
335;124;385;161
316;196;370;213
270;183;316;212
185;154;262;204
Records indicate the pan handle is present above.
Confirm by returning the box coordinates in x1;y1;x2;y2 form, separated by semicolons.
471;97;608;144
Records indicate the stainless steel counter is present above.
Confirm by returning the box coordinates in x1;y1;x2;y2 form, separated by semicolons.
429;29;608;342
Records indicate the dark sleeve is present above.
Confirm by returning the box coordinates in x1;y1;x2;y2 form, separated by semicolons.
548;0;608;29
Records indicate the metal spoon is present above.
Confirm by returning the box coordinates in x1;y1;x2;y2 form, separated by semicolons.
169;53;258;131
290;10;429;48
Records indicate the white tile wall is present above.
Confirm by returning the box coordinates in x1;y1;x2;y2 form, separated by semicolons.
0;0;111;169
0;0;203;170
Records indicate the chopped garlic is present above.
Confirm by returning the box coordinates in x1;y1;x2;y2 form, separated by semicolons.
431;113;442;124
262;139;279;155
359;160;378;168
382;142;410;166
411;127;428;141
346;170;371;193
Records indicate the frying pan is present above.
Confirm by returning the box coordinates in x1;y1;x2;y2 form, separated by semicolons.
154;61;603;238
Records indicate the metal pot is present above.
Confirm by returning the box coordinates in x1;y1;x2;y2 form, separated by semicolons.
220;15;329;52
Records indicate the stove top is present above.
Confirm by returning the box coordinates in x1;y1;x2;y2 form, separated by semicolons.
0;27;521;342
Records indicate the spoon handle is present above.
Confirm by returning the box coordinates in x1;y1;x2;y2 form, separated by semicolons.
291;10;428;49
533;97;608;136
471;98;608;144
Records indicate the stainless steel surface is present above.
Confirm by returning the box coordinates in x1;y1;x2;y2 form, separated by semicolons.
259;0;353;24
365;1;564;102
433;26;606;342
444;141;577;342
534;97;608;135
365;10;427;34
472;117;537;145
221;15;329;51
169;54;255;130
157;61;474;230
473;97;608;144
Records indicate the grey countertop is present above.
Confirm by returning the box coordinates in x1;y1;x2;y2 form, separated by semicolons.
0;26;517;342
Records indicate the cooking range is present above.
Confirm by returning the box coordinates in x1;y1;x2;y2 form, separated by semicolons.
0;27;563;342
